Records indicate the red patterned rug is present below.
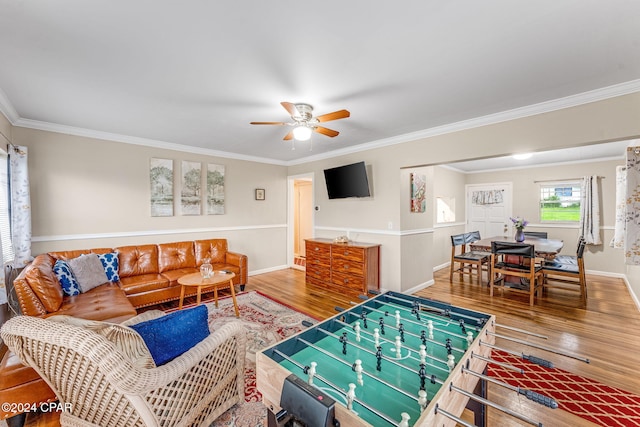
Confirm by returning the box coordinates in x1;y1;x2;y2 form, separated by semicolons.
201;291;318;427
487;349;640;427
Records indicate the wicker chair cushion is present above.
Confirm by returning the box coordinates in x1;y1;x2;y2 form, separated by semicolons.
48;315;156;369
130;305;210;366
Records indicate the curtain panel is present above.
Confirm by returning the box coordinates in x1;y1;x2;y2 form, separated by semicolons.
9;145;32;267
579;175;602;245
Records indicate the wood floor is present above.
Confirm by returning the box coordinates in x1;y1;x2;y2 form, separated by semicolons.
20;266;640;427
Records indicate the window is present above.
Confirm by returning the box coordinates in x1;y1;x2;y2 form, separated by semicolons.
539;181;581;222
436;196;456;223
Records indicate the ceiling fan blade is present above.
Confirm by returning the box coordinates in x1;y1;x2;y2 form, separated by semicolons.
283;130;294;140
281;102;300;117
316;109;350;123
314;126;339;137
250;121;288;125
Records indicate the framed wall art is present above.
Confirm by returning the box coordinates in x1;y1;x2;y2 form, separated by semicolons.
181;161;201;215
255;188;265;201
149;158;174;217
207;163;225;214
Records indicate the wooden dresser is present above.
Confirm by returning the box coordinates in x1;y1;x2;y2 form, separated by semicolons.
305;238;380;293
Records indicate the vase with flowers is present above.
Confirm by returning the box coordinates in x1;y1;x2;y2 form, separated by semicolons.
510;217;528;242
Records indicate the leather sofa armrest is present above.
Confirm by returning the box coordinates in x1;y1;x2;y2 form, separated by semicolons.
226;251;247;284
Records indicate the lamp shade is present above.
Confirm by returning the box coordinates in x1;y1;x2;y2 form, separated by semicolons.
293;125;312;141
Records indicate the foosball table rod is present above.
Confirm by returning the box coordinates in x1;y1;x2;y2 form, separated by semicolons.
331;317;450;374
470;351;525;374
340;307;468;355
495;323;548;339
434;404;476;427
271;348;417;426
462;366;558;409
487;331;591;363
450;383;543;427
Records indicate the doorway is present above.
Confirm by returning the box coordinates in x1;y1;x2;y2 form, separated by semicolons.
466;183;513;237
288;173;314;270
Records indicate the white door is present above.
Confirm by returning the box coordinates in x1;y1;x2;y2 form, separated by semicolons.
466;183;513;238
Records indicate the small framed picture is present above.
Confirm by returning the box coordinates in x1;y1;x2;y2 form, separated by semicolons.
255;188;265;200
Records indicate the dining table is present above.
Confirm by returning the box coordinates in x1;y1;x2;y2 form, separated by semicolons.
470;235;564;260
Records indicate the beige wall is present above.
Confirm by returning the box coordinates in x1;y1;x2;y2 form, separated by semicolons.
11;127;289;273
288;92;640;296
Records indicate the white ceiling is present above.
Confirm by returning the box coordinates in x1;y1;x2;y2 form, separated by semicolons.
0;1;639;166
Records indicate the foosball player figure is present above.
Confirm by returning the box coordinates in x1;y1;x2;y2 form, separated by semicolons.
418;389;428;412
375;346;383;371
418;363;427;390
340;332;348;355
420;330;427;346
398;323;405;342
360;311;368;328
379;317;385;335
459;319;467;334
445;338;452;355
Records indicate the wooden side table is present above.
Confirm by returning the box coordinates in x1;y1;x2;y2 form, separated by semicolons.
177;271;239;317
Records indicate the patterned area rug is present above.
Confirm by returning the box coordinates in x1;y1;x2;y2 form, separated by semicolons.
487;349;640;427
201;291;317;427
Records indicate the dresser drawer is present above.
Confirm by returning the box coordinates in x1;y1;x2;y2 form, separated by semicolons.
331;259;364;276
331;271;365;291
331;246;365;262
306;265;330;281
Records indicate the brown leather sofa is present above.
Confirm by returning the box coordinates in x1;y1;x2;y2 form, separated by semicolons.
1;238;247;425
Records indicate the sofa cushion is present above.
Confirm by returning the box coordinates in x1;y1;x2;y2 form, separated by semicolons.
24;254;63;313
53;260;81;296
130;305;209;366
49;283;137;323
116;244;159;278
67;254;109;293
158;241;196;273
119;274;170;295
48;248;113;261
160;267;199;286
98;252;120;282
195;239;228;264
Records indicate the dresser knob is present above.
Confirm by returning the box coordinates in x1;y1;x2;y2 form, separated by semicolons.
344;264;349;269
344;278;349;283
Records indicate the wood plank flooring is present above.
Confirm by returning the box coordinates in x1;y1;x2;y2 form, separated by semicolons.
20;267;640;427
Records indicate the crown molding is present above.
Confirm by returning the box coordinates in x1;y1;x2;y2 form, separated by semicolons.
288;79;640;165
8;116;289;166
2;79;639;167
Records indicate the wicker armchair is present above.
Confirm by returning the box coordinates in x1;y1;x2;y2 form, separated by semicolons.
0;311;246;426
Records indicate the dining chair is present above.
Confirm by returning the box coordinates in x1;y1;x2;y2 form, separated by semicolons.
553;236;585;265
490;241;544;306
449;232;490;285
523;231;548;238
542;239;587;301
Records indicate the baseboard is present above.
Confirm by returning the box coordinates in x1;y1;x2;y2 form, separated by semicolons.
404;280;435;295
248;265;289;276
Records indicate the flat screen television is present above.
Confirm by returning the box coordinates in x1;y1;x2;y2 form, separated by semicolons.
323;161;370;199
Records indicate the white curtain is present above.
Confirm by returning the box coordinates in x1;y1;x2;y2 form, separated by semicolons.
625;147;640;265
579;175;602;245
9;145;32;267
610;165;626;249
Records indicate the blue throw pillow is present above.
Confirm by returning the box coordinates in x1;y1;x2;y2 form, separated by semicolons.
130;305;210;366
53;259;81;296
98;252;120;282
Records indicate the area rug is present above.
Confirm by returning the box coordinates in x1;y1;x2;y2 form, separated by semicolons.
201;291;318;427
487;349;640;427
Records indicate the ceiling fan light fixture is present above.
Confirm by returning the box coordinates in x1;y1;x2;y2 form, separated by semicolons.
293;125;312;141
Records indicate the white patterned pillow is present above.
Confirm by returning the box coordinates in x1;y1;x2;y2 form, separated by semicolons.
98;252;120;282
67;254;109;293
53;259;81;296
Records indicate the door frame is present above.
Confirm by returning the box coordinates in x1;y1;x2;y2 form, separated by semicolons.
287;172;315;268
465;182;513;235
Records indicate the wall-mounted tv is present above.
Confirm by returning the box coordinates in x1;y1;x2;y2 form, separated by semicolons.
323;161;371;199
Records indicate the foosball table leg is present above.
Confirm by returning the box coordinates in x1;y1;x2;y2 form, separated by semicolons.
464;375;487;427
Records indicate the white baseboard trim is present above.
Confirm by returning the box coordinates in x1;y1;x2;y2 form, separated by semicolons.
248;265;289;276
290;264;305;272
404;280;435;295
621;276;640;312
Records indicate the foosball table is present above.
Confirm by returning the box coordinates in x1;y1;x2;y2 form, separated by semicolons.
256;291;497;427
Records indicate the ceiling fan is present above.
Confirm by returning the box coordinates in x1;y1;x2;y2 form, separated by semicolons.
250;102;350;141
